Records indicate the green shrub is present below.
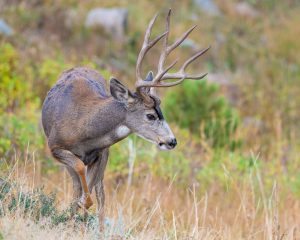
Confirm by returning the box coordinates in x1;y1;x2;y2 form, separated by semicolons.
0;181;98;227
164;80;239;149
0;43;33;113
0;103;44;157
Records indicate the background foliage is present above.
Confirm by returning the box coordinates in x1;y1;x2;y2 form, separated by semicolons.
1;0;300;238
0;0;299;222
164;80;239;149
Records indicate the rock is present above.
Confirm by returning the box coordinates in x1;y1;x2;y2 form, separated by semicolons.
234;2;260;19
0;19;13;36
85;8;128;39
64;9;79;30
193;0;221;16
206;73;230;85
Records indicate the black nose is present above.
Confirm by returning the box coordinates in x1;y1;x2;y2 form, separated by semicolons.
168;138;177;148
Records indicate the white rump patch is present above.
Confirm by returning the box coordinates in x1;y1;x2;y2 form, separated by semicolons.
116;125;131;138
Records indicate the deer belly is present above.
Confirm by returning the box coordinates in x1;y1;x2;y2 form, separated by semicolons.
82;149;100;166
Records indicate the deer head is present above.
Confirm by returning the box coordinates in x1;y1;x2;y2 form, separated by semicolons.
110;9;209;150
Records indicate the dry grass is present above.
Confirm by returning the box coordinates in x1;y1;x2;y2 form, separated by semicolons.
0;157;299;240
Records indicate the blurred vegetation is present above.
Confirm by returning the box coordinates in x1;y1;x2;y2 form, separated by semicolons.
0;43;34;112
164;80;239;149
0;0;299;197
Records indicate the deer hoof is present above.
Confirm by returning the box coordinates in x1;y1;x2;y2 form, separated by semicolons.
78;195;93;209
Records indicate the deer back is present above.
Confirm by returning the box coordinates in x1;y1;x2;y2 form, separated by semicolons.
42;67;126;150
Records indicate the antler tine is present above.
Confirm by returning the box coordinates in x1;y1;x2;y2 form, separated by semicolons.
149;9;171;96
137;73;208;87
180;46;210;72
162;72;208;82
137;72;208;89
155;10;196;84
167;25;197;55
157;9;171;74
163;9;171;49
157;59;178;80
136;13;168;82
160;46;210;80
144;14;158;44
161;72;208;87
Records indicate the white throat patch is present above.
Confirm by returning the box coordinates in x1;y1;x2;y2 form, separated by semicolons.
116;125;131;138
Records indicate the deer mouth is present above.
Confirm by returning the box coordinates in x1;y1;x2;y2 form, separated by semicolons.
158;141;176;150
158;142;170;150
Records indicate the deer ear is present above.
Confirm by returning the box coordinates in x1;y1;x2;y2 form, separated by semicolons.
110;78;135;104
138;71;154;96
145;71;154;82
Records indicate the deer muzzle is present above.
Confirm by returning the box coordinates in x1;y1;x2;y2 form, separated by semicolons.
159;138;177;149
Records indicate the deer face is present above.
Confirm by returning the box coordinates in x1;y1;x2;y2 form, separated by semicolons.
110;78;177;150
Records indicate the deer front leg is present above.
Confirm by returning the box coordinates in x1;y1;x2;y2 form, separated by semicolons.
87;148;109;231
51;148;93;209
95;180;105;231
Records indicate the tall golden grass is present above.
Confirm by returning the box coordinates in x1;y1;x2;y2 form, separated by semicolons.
0;155;299;240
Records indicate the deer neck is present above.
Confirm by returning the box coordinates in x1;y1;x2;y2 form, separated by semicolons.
94;97;132;147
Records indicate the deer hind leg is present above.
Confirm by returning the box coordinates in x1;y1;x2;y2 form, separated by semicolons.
66;166;82;213
51;148;93;210
87;148;109;231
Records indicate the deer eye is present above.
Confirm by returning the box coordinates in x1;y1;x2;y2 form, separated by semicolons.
146;114;156;121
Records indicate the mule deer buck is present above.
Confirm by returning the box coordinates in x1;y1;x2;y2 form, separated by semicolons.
42;9;209;230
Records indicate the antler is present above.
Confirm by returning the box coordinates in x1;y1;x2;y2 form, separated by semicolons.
135;9;210;98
